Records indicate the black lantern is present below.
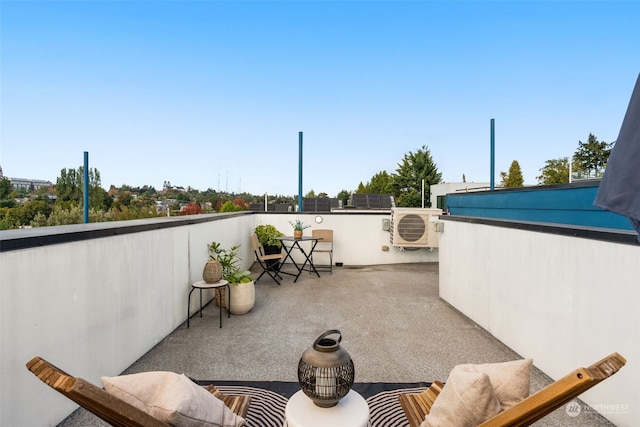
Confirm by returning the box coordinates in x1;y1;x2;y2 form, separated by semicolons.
298;329;355;407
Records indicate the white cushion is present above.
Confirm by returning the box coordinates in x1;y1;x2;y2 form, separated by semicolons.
102;371;245;427
420;368;501;427
456;358;532;409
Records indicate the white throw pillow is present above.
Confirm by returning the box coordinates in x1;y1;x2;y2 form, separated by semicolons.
102;371;245;427
456;358;532;409
420;367;501;427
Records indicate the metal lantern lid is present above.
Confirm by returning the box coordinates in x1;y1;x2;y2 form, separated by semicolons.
298;330;355;407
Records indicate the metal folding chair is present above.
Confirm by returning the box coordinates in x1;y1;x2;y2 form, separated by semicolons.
250;233;286;285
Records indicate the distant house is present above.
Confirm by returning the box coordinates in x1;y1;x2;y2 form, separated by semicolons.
430;182;491;210
162;180;187;193
0;165;53;192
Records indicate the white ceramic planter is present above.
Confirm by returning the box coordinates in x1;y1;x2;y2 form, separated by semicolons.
229;281;255;314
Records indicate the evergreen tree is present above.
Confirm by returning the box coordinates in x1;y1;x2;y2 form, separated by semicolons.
336;190;350;206
500;160;524;187
368;171;395;194
573;133;611;178
393;145;442;207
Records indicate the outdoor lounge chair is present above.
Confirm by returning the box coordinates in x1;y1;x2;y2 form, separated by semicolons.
398;352;626;427
26;356;251;427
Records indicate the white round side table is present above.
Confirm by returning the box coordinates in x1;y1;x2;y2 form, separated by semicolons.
187;280;229;328
285;389;369;427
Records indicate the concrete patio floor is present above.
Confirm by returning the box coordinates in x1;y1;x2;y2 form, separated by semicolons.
60;262;615;426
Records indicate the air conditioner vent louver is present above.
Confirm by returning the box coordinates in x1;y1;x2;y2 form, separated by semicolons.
390;208;442;248
397;214;426;243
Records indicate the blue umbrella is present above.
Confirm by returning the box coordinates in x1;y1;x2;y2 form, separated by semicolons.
594;74;640;242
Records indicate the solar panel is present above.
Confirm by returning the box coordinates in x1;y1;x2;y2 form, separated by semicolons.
302;198;332;212
352;194;369;208
316;199;330;211
368;194;381;208
380;194;393;209
274;204;292;212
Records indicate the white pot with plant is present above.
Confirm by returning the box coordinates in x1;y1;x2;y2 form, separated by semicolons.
208;241;255;315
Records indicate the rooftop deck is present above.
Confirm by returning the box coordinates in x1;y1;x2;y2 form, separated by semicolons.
59;262;613;427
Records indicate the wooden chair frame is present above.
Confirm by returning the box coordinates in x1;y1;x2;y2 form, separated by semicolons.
398;352;626;427
310;229;333;273
250;233;289;285
27;356;251;427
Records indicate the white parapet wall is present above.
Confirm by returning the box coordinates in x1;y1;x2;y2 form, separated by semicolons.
438;217;639;427
0;213;255;427
253;212;440;266
0;211;438;426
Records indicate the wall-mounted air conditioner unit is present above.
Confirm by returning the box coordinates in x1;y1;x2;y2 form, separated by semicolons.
390;208;442;248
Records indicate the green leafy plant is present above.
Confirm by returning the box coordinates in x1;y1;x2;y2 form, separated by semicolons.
254;224;285;248
208;241;252;284
289;219;311;231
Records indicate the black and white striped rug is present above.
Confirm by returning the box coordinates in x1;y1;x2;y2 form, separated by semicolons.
215;385;288;427
210;382;430;427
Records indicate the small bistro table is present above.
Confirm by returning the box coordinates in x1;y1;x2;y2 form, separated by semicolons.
284;390;370;427
274;236;322;282
187;280;229;328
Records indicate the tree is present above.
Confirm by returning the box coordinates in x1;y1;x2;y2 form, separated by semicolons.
55;167;106;210
336;190;350;206
31;205;112;226
537;157;571;185
0;207;20;230
109;203;157;221
140;185;157;198
232;196;249;210
16;200;52;226
35;185;53;200
0;199;16;208
219;200;244;212
368;171;395;194
573;133;611;179
0;177;16;208
393;145;442;207
500;160;524;187
118;191;133;207
356;171;395;194
180;202;203;215
0;177;12;199
55;168;81;207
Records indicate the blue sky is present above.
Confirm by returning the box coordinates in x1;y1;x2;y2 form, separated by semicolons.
2;0;639;197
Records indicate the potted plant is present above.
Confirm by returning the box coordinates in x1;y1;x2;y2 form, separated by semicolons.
208;241;255;314
289;219;311;239
254;224;285;268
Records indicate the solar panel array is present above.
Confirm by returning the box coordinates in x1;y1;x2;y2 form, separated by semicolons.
302;198;340;212
350;194;395;209
249;195;393;212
